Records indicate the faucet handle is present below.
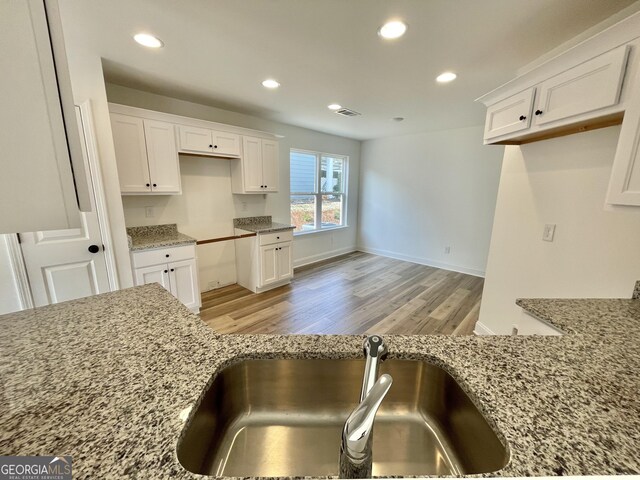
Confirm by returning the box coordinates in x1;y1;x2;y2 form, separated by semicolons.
342;373;393;461
363;335;387;359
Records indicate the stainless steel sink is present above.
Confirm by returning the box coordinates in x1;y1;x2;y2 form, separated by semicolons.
177;359;508;477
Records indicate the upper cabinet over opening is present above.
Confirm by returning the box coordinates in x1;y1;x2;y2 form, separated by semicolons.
477;12;640;206
178;125;240;157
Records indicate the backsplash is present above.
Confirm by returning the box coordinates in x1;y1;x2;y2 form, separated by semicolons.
633;280;640;300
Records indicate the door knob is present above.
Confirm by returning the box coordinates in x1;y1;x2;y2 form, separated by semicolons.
88;245;100;254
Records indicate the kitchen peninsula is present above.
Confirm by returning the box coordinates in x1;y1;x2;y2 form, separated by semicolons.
0;284;638;477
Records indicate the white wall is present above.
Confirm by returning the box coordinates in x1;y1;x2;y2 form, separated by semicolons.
357;126;504;276
478;126;640;334
106;84;361;290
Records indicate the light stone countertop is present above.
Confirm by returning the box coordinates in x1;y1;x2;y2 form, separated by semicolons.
516;297;640;335
127;224;197;251
0;284;638;478
233;215;295;233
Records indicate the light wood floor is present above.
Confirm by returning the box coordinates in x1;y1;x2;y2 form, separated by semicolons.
200;252;483;335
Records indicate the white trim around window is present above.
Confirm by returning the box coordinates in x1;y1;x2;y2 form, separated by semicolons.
290;148;348;234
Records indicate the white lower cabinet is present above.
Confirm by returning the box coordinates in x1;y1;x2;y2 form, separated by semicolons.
236;230;293;292
131;245;201;313
259;242;293;287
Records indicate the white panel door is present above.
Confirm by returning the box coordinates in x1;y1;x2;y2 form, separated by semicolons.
261;140;279;192
110;113;151;193
134;264;171;291
277;243;293;281
168;259;200;310
242;136;264;192
483;88;535;141
143;119;181;194
534;45;628;126
259;244;278;286
178;125;213;154
21;109;110;307
211;130;240;156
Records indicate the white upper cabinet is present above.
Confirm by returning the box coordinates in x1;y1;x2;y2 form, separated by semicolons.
532;46;628;127
231;137;280;194
178;125;240;157
144;120;181;194
484;89;535;141
607;64;640;206
0;0;92;233
110;113;181;195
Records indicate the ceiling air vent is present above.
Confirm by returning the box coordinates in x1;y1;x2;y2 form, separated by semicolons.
335;108;361;117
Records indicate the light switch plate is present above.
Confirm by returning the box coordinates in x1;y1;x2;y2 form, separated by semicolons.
542;224;556;242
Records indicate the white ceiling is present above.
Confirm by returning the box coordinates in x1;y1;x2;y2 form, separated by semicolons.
61;0;638;140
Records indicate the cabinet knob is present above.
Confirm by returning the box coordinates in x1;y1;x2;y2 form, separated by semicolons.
170;268;175;272
209;144;213;148
535;109;543;116
146;183;150;187
88;244;100;254
166;254;170;258
519;115;526;121
164;269;168;274
213;145;218;149
276;236;280;239
153;183;157;187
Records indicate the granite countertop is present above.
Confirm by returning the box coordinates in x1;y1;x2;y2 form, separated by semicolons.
127;224;197;251
234;215;295;233
517;297;640;335
0;285;639;478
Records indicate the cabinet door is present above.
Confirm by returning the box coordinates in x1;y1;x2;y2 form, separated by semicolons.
144;120;181;194
134;264;171;291
276;242;293;281
606;66;640;206
110;113;151;193
178;125;213;154
0;0;82;232
168;259;200;310
261;140;279;192
259;244;279;286
211;130;240;157
483;89;534;142
534;45;628;126
242;136;264;192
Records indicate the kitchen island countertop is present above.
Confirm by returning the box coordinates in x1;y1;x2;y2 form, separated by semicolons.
0;285;638;478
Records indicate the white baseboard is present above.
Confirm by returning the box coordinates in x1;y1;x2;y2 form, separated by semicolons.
356;246;486;278
473;321;496;335
293;246;357;268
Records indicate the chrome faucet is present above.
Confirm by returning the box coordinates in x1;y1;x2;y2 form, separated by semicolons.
340;336;392;478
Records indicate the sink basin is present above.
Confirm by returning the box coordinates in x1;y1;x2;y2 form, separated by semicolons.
177;359;508;477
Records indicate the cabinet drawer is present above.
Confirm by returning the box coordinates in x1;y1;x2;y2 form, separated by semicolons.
258;230;293;246
131;244;196;268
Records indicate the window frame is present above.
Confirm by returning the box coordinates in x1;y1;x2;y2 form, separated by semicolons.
290;148;349;235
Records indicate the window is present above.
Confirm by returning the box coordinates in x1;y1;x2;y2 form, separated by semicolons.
290;149;348;233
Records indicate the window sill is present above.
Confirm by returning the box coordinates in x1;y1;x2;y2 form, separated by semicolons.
293;225;349;236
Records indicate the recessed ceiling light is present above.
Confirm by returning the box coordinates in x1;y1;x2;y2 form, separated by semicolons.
436;72;457;83
328;104;342;110
262;79;280;89
378;21;407;39
133;33;164;48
